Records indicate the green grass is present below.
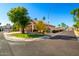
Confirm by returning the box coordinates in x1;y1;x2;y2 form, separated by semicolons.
11;33;45;38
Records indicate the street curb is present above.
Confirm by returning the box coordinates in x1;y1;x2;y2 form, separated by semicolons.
74;30;79;41
3;32;47;42
3;31;64;42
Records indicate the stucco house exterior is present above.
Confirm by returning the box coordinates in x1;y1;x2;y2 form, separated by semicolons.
3;24;12;32
25;20;56;33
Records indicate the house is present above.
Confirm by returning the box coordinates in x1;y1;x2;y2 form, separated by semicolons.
46;24;56;32
25;20;56;33
2;24;12;32
66;27;73;31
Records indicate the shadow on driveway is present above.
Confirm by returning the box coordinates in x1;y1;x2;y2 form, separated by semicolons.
49;35;77;40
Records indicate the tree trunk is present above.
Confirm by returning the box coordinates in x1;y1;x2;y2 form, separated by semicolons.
21;27;25;34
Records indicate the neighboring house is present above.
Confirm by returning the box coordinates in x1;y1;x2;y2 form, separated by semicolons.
55;27;64;30
25;20;56;33
25;20;37;33
66;27;73;31
3;24;12;32
46;24;56;32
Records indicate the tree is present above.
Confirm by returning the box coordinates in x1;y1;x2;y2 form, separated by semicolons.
12;23;20;31
73;21;79;30
58;24;61;27
58;22;68;29
35;20;46;34
71;8;79;29
34;18;37;20
61;23;66;27
42;16;46;21
71;8;79;18
7;6;30;33
71;8;79;22
73;16;78;22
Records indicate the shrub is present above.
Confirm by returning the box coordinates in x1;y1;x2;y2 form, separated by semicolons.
52;29;63;33
33;29;38;32
52;30;59;33
46;29;50;33
0;29;1;31
59;29;63;32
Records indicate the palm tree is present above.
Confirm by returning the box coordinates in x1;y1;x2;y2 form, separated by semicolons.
42;16;46;21
58;24;61;27
34;18;37;21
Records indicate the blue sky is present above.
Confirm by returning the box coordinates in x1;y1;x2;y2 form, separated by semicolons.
0;3;79;27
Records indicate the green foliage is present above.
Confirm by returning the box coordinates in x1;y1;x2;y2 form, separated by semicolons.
70;9;76;15
70;8;79;18
12;23;20;31
7;6;30;33
73;21;79;28
58;24;61;27
73;16;78;22
58;22;68;29
46;29;50;33
61;23;66;27
11;33;44;38
71;8;79;28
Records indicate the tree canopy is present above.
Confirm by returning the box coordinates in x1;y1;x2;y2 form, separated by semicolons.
71;8;79;18
71;8;79;29
58;22;68;29
7;6;31;33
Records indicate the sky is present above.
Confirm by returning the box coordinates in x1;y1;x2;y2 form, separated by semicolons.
0;3;79;27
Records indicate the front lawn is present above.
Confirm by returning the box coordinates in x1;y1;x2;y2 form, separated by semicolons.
11;33;45;38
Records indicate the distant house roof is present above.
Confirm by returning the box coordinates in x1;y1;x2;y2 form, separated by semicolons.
31;20;55;26
46;24;55;27
26;20;56;30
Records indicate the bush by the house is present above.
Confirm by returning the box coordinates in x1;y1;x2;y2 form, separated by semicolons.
0;29;1;31
52;29;63;33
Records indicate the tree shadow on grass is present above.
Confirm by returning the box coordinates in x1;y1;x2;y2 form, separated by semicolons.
49;35;77;40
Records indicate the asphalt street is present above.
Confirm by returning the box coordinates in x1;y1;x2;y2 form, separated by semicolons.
49;31;77;40
0;31;79;56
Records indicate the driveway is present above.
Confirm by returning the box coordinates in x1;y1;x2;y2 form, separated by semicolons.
0;31;79;56
49;31;77;40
